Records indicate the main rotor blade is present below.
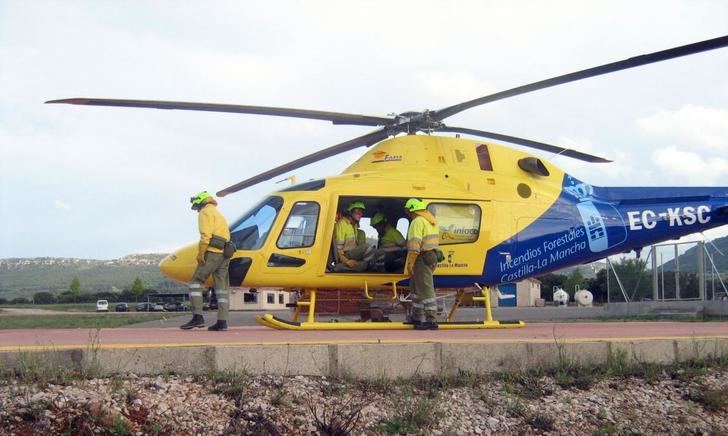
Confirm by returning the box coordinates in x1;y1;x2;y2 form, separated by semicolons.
438;126;611;163
216;128;390;197
433;35;728;121
45;98;394;127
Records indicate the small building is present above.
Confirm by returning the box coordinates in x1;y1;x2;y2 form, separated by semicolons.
494;278;542;307
228;288;291;311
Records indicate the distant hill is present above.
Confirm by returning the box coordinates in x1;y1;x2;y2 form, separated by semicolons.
0;254;186;298
662;236;728;273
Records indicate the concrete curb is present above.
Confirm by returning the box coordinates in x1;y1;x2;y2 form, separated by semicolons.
2;338;726;378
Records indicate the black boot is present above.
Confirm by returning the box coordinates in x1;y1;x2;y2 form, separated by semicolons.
425;321;439;330
180;314;205;330
208;320;228;331
412;321;429;331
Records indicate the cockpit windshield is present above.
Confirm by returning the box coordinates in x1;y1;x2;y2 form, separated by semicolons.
229;196;284;250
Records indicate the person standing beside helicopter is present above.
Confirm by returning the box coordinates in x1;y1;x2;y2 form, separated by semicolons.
333;201;372;272
180;191;233;331
404;199;440;330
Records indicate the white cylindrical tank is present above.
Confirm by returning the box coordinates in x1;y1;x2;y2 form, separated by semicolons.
575;289;593;307
553;288;569;307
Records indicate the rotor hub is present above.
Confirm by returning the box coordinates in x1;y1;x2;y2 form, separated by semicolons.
392;110;443;134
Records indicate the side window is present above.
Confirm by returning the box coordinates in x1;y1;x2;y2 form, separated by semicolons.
476;144;493;171
277;202;320;248
427;203;481;245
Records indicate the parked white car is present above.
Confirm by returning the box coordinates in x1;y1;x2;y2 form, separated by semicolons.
96;300;109;312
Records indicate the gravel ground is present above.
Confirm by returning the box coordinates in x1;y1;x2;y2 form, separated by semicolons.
0;367;726;435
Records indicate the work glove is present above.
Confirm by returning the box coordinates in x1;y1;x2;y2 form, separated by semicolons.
406;251;419;277
197;242;209;266
345;258;359;268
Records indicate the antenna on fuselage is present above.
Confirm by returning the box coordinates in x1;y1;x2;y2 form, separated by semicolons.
276;175;297;186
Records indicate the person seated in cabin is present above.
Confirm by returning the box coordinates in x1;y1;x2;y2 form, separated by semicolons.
357;228;367;246
370;212;407;272
333;201;374;272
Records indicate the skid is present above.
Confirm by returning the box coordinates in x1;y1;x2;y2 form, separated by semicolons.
256;285;524;330
257;313;524;330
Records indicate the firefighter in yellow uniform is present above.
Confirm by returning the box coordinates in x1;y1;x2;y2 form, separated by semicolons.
404;198;440;330
181;191;232;331
371;212;407;272
333;201;372;272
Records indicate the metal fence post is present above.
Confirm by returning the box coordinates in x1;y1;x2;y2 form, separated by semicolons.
651;245;658;301
698;241;705;300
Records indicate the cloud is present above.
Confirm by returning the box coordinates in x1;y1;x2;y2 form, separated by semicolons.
550;136;636;185
652;146;728;185
637;105;728;150
416;71;499;107
54;200;71;210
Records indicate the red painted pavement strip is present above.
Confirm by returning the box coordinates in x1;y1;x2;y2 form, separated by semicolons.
1;322;727;348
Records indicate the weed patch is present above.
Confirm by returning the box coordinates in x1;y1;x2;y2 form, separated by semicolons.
527;412;555;431
593;424;617;435
10;350;81;386
506;398;528;418
500;372;553;399
307;395;366;436
553;365;598;390
111;415;133;436
270;387;289;408
375;397;441;435
205;369;250;406
686;386;728;412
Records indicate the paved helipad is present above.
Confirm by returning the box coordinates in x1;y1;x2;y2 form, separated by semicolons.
2;322;726;378
1;321;727;350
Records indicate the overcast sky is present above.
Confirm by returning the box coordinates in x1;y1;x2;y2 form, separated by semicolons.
1;1;728;259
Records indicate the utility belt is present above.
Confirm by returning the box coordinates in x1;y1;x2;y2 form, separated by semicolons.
210;234;237;259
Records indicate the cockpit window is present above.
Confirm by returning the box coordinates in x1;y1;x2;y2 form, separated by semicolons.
229;196;284;250
476;144;493;171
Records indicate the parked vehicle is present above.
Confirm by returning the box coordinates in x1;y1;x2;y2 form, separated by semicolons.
135;302;165;312
115;303;129;312
96;300;109;312
163;302;188;312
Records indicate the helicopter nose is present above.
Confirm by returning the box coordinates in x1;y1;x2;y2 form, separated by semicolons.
159;243;198;283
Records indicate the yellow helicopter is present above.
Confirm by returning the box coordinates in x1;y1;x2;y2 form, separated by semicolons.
47;35;728;330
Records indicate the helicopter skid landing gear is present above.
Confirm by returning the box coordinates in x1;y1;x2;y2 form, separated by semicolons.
254;286;525;330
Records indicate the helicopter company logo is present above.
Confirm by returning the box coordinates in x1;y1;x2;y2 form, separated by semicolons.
371;151;402;163
441;225;478;243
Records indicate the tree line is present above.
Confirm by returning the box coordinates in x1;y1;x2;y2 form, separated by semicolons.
0;277;161;305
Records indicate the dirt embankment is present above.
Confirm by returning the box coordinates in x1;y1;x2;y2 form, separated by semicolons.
1;366;726;435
